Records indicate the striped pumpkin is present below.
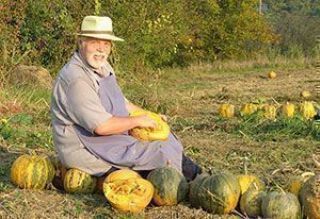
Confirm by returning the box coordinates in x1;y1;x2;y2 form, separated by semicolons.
10;154;55;189
63;169;97;193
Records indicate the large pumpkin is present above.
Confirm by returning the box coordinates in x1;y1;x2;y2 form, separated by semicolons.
240;103;258;116
219;103;235;118
189;172;241;214
129;110;170;141
261;191;301;219
237;174;265;195
147;167;189;206
240;186;266;218
11;154;55;189
300;101;316;119
63;168;97;193
299;174;320;219
103;177;154;213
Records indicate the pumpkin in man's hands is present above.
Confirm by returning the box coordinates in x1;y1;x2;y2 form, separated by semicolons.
129;110;170;141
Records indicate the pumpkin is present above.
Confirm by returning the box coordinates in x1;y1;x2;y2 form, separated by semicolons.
147;167;189;206
300;90;311;99
299;174;320;219
11;154;55;189
281;102;295;118
240;103;258;116
105;169;140;183
103;177;154;213
300;101;316;119
261;191;301;219
129;110;170;141
189;172;240;214
219;103;235;118
288;172;315;196
63;168;97;193
262;104;277;120
237;174;265;195
240;186;266;217
268;71;277;79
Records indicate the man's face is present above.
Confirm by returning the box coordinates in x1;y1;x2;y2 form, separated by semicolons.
79;37;112;69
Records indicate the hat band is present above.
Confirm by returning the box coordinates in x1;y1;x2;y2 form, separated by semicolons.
80;30;114;35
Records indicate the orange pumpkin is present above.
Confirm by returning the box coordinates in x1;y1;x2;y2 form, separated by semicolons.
103;177;154;213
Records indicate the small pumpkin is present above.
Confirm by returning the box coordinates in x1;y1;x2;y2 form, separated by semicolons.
11;154;55;189
299;174;320;219
261;191;301;219
103;177;154;213
281;102;295;118
262;104;277;120
237;174;265;195
63;168;97;193
105;169;140;183
189;172;241;214
129;110;170;141
288;172;315;196
268;71;277;79
300;90;311;99
240;103;258;116
219;103;235;118
240;186;266;218
147;167;189;206
300;101;316;119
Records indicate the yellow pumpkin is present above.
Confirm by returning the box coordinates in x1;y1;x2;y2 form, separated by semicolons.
219;103;235;118
281;102;295;118
240;103;259;116
129;110;170;141
103;178;154;213
268;71;277;79
237;174;265;195
300;101;316;119
262;104;277;120
105;169;140;183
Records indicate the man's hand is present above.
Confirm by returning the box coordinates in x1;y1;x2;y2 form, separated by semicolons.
135;115;157;129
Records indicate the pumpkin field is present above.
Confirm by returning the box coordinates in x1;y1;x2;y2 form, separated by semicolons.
1;61;320;218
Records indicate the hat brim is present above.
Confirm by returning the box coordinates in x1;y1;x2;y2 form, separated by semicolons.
77;33;124;41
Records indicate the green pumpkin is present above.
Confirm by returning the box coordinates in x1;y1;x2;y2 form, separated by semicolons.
10;154;55;189
189;172;240;214
63;169;97;194
240;186;266;217
299;174;320;219
147;167;189;206
189;173;209;208
261;191;302;219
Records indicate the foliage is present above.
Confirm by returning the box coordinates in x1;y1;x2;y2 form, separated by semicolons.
0;0;276;75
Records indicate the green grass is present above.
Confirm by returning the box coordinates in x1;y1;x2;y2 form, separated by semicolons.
0;60;320;218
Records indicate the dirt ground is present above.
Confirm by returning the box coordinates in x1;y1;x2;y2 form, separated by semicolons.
1;66;320;218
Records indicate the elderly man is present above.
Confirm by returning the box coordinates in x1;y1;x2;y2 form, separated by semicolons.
51;16;201;181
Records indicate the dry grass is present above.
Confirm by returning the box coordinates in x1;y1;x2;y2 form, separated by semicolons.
1;61;320;218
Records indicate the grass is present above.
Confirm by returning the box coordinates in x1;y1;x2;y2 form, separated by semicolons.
0;58;320;218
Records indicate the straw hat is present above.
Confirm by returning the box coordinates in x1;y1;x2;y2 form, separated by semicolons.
77;16;124;41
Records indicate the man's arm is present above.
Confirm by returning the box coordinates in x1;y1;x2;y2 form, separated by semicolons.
94;115;156;136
